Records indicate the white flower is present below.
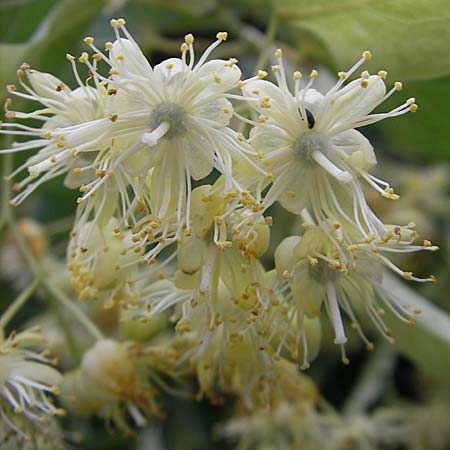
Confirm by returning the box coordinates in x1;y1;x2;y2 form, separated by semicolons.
62;339;164;432
241;49;417;242
274;222;435;362
0;63;108;205
0;328;64;441
76;19;260;249
68;218;142;308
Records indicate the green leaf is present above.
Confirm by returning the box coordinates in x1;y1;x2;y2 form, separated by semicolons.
381;272;450;385
276;0;450;82
0;0;108;100
374;76;450;161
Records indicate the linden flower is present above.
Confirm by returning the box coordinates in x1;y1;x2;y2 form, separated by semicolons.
68;218;142;308
241;49;417;239
275;223;435;362
0;63;108;206
0;328;64;441
62;339;163;432
78;19;259;244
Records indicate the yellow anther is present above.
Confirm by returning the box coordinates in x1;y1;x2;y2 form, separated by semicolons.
93;54;102;62
237;80;244;88
308;257;318;266
180;42;189;52
403;272;413;281
110;19;118;27
109;68;119;75
166;63;174;69
310;69;318;78
105;41;113;51
184;33;194;44
361;79;369;88
216;31;228;41
258;70;268;79
115;54;124;61
225;58;238;67
275;48;282;58
410;103;418;112
222;107;230;114
361;70;370;79
338;71;347;79
66;53;75;61
79;52;89;63
347;244;359;251
271;65;279;73
363;50;372;60
258;115;267;123
393;81;403;91
378;70;387;79
293;71;302;80
83;37;94;44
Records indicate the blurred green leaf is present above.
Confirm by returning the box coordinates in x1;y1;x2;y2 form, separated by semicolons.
276;0;450;82
382;272;450;385
0;0;108;98
375;76;450;160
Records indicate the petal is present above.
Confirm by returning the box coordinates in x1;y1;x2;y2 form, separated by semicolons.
326;75;386;132
297;87;324;118
331;129;377;171
181;132;214;180
11;361;63;386
26;70;71;101
193;97;233;128
195;59;241;93
277;164;311;214
242;80;302;133
249;125;292;156
109;38;153;78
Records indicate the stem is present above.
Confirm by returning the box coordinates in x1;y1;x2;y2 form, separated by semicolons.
342;341;397;417
254;9;279;71
0;276;41;332
4;200;104;342
46;291;82;364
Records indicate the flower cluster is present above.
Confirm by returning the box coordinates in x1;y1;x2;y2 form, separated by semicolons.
0;17;438;442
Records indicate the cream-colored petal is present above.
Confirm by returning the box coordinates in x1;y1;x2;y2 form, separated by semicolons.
196;59;241;93
331;129;377;171
326;75;386;132
243;80;301;134
27;70;71;101
193;97;233;128
109;38;153;77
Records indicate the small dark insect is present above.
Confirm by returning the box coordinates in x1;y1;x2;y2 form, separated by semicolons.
306;108;315;129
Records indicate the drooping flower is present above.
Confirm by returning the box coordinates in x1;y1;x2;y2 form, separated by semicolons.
274;220;436;362
68;218;142;308
61;339;169;432
0;328;64;441
0;63;108;205
239;49;417;242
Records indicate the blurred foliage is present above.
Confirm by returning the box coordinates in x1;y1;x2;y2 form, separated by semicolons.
276;0;450;82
